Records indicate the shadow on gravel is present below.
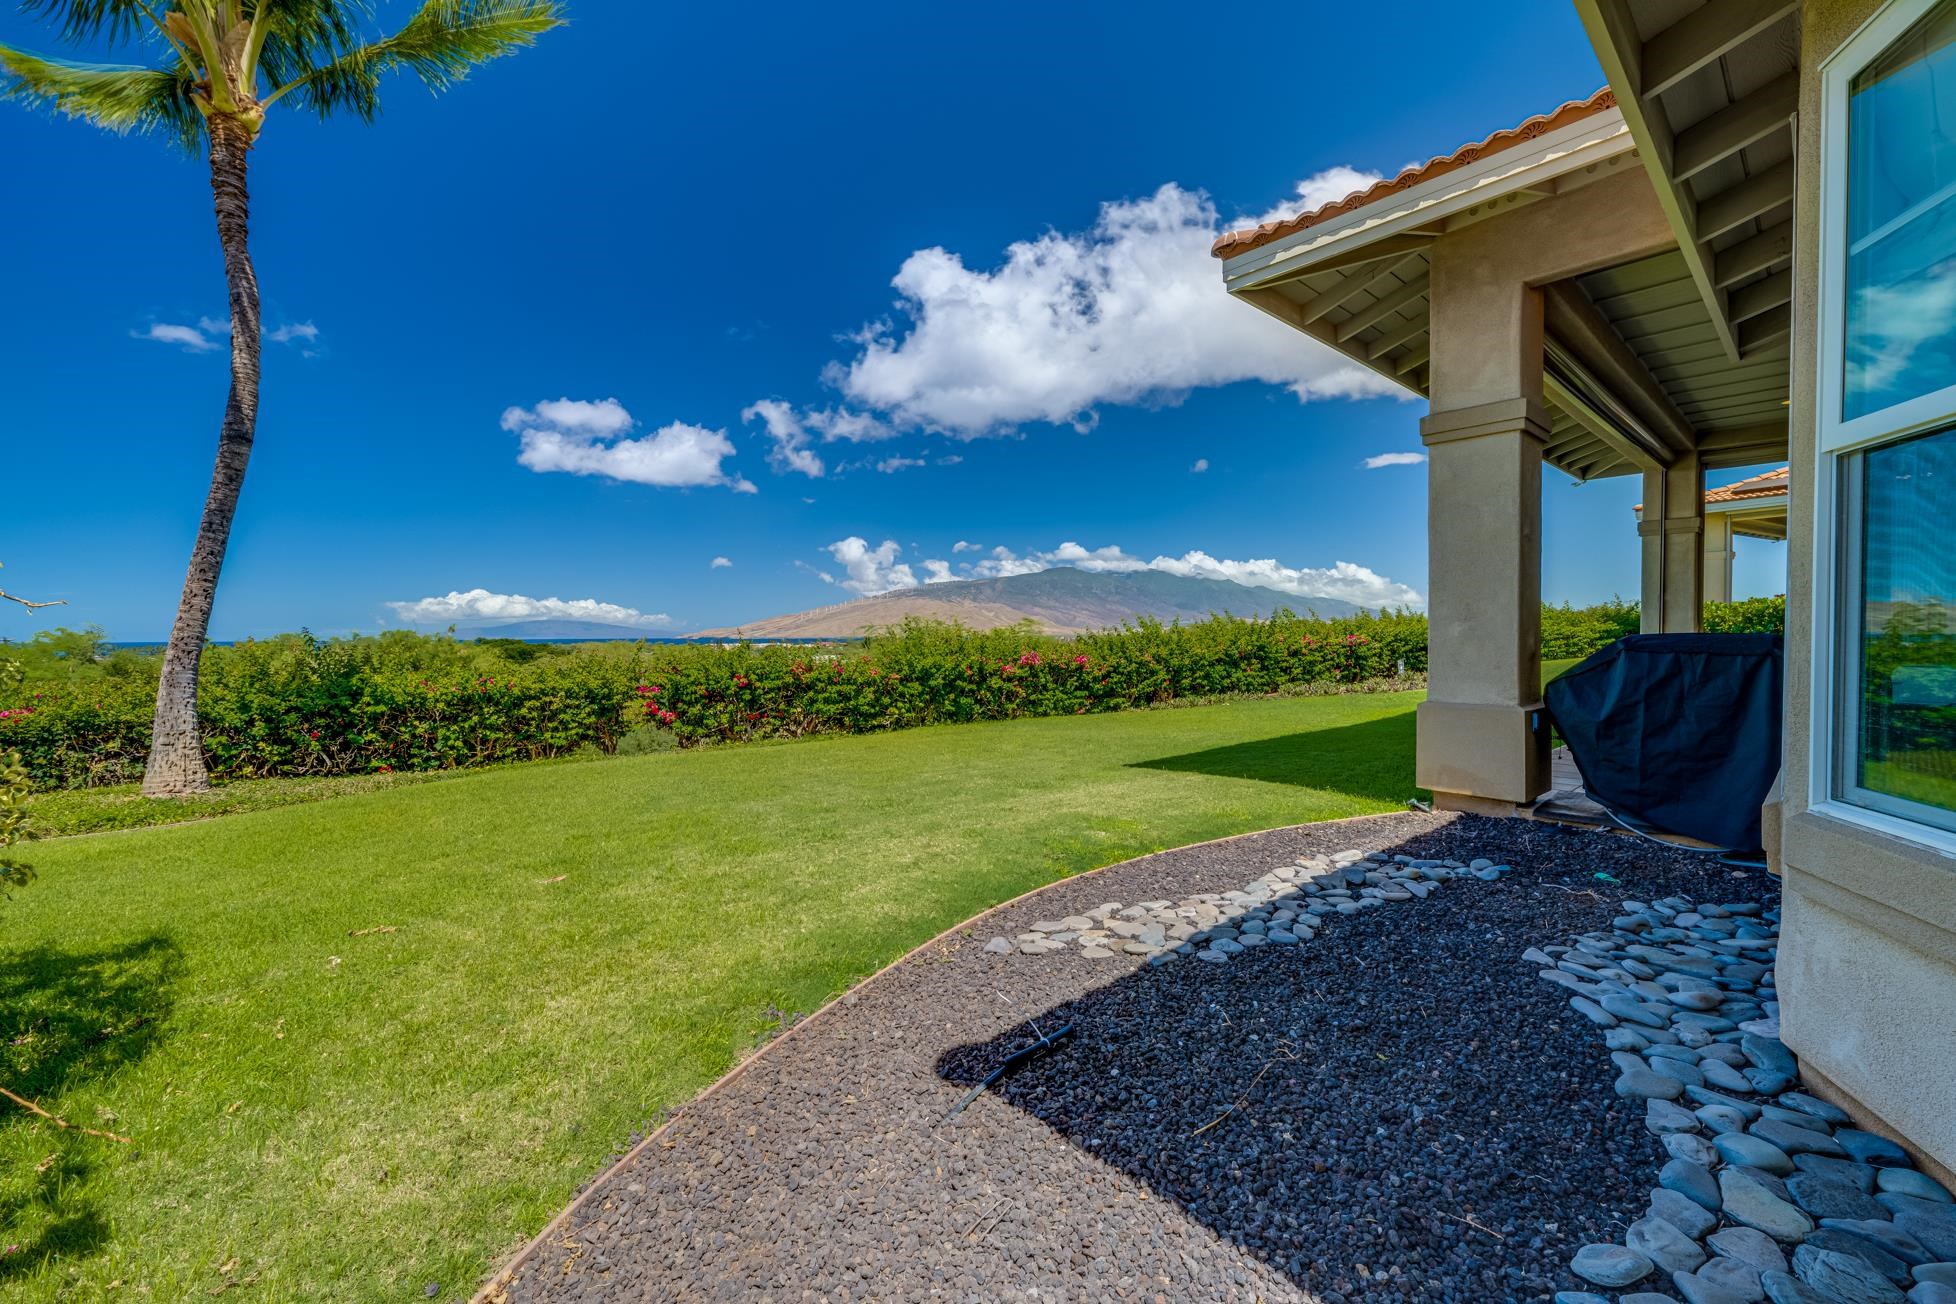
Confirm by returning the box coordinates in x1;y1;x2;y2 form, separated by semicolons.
936;817;1773;1304
0;935;183;1279
1128;712;1415;801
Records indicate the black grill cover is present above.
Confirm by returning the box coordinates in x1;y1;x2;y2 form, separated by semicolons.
1544;633;1784;850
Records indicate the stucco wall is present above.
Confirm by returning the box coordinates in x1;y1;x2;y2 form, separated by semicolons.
1776;0;1956;1179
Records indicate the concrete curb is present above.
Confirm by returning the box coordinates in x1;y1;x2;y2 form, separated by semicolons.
470;807;1436;1300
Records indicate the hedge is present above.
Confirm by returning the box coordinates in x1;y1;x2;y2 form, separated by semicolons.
0;597;1784;791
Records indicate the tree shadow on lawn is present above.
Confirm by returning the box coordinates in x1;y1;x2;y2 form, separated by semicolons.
1128;710;1416;803
932;819;1743;1302
0;935;183;1278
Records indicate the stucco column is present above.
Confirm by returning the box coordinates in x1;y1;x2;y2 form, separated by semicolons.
1418;401;1552;808
1639;455;1706;632
1703;513;1734;605
1418;263;1550;811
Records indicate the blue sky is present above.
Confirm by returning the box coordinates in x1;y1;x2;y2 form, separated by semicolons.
1;0;1786;639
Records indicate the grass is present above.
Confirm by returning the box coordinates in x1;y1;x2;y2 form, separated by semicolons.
20;769;463;838
0;690;1418;1299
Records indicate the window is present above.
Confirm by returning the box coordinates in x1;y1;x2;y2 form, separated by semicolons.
1837;429;1956;830
1844;0;1956;422
1819;0;1956;844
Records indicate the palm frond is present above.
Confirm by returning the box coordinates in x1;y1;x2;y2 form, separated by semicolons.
251;0;367;91
18;0;157;46
270;0;561;122
0;44;203;150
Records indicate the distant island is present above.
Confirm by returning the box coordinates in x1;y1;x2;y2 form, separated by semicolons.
697;567;1361;639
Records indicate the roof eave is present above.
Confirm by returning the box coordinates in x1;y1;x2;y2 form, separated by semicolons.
1218;105;1639;296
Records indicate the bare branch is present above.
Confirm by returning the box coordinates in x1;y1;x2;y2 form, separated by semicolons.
0;562;61;613
0;589;64;613
0;1084;133;1143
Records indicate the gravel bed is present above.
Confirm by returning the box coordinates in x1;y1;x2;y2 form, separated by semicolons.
487;811;1773;1303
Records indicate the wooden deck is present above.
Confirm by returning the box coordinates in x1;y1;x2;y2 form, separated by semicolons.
1525;746;1728;851
1522;746;1610;827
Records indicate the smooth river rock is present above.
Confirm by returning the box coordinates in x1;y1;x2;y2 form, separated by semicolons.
1790;1244;1904;1303
1708;1225;1788;1277
1721;1168;1816;1243
1629;1214;1709;1275
1573;1243;1655;1287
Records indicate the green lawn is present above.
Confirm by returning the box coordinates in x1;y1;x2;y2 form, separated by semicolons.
21;768;464;839
1;691;1418;1299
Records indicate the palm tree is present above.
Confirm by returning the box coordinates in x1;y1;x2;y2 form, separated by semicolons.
1;1;562;795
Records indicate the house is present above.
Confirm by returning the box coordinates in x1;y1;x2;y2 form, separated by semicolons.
1214;0;1955;1180
1637;466;1789;603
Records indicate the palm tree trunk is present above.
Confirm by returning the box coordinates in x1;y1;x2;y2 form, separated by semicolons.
142;116;262;797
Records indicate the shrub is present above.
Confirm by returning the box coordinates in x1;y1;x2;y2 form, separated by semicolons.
0;749;32;895
1702;595;1787;634
1541;598;1641;659
0;613;1422;789
0;596;1788;792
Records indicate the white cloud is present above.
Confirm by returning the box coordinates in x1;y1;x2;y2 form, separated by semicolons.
508;397;634;437
146;315;321;350
876;456;926;473
1362;451;1427;469
743;399;826;478
822;177;1400;437
386;588;673;628
1251;165;1385;226
710;556;732;569
134;322;219;352
825;537;918;595
1190;457;1209;473
507;398;755;492
806;407;894;442
741;400;899;480
1147;552;1423;609
967;541;1150;578
953;540;982;553
816;536;1423;609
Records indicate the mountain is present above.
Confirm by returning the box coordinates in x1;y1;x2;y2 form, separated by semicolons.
454;619;667;641
697;567;1362;639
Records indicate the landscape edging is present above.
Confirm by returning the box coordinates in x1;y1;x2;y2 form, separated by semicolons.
470;806;1425;1300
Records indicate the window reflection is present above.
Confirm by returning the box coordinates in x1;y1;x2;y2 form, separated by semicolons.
1856;427;1956;818
1845;0;1956;421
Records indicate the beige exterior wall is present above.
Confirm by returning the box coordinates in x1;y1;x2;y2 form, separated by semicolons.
1775;0;1956;1178
1415;170;1674;810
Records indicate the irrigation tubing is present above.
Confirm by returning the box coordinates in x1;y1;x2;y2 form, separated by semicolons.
941;1024;1074;1123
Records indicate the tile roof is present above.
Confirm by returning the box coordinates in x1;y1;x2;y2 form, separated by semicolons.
1704;466;1789;504
1210;87;1619;260
1636;467;1790;514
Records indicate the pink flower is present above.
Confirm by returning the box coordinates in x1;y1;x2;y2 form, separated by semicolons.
1073;654;1089;665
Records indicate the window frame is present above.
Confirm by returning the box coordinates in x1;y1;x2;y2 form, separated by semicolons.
1816;0;1956;454
1810;0;1956;856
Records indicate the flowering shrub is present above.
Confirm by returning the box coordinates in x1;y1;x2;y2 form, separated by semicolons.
0;597;1782;791
0;631;644;790
630;611;1427;747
